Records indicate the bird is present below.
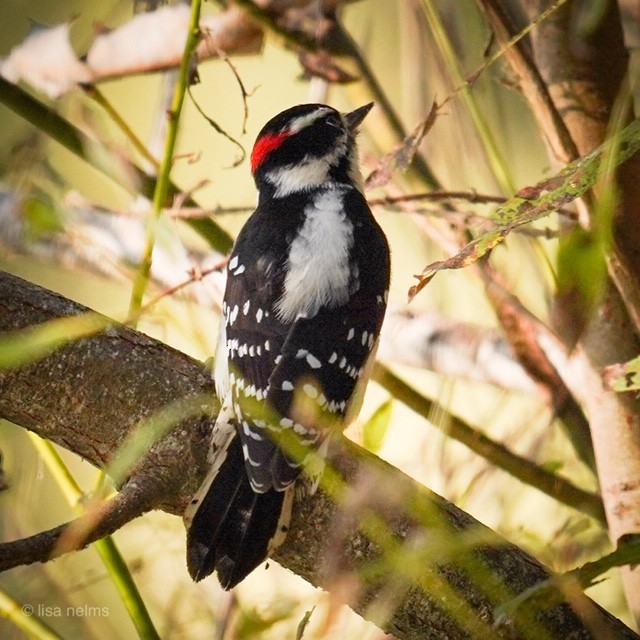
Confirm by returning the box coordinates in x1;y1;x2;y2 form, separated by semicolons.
184;102;391;589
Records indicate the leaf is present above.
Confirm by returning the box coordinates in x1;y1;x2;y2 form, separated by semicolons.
0;312;110;370
365;102;438;189
553;226;608;347
23;195;64;239
541;460;564;474
296;606;315;640
362;399;393;453
603;355;640;392
235;598;297;638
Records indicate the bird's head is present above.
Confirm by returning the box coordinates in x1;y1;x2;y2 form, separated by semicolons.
250;103;373;198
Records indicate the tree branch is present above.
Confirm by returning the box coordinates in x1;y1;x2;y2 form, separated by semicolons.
0;270;637;639
0;481;156;571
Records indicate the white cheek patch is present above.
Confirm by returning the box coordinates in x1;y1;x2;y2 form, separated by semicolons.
265;134;349;198
268;157;332;198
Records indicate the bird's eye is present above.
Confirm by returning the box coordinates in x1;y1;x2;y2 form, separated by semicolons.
325;114;342;128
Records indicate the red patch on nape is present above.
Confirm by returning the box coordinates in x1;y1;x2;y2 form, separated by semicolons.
251;131;290;174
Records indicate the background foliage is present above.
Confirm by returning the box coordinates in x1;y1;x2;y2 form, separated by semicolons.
1;0;639;638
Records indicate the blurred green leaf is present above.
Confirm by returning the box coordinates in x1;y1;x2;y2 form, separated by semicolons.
362;398;393;453
0;587;63;640
23;195;64;239
0;312;109;369
554;226;608;346
574;0;611;36
235;599;297;639
541;460;564;474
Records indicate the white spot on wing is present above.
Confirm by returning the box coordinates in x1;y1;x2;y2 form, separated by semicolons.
306;353;322;369
242;421;263;441
303;383;318;398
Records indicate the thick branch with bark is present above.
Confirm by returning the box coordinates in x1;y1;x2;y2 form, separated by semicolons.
0;271;637;639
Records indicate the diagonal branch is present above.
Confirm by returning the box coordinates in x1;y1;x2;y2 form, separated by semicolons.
0;271;637;640
409;118;640;300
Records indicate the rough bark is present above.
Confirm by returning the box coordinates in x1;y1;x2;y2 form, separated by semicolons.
0;270;638;639
523;0;640;624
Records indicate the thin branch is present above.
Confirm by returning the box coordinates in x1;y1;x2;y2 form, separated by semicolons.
372;363;605;522
474;0;579;164
129;0;204;317
409;118;640;301
369;190;508;207
215;48;256;134
0;481;157;572
187;85;246;166
82;84;161;170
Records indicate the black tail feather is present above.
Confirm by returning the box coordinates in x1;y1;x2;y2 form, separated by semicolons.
186;436;287;589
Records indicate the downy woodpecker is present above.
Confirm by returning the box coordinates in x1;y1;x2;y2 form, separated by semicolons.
185;103;390;589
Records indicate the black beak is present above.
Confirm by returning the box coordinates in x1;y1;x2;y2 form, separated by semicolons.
344;102;374;132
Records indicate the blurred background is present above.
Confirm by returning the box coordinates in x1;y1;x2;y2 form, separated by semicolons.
0;0;633;638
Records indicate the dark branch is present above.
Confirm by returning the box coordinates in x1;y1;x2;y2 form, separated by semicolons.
0;480;156;571
0;270;636;640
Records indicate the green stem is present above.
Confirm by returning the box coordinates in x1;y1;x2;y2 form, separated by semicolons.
27;434;161;640
0;588;63;640
128;0;204;317
83;85;160;171
420;0;515;194
94;538;161;640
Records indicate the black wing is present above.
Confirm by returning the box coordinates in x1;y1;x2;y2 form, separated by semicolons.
224;188;390;492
